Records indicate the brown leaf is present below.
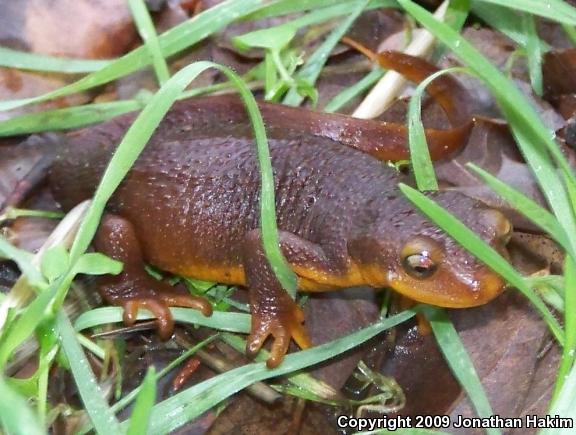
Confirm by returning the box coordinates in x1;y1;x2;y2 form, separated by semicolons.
380;292;551;432
543;49;576;99
512;342;560;434
380;320;461;416
0;140;45;211
304;288;379;390
440;27;524;118
435;118;548;232
207;395;337;435
447;292;549;433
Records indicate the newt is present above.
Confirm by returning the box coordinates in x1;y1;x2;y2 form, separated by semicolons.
42;50;511;368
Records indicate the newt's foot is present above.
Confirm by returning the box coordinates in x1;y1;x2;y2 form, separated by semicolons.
116;284;212;340
246;303;312;368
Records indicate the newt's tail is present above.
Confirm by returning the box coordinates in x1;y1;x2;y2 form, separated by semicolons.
341;36;473;161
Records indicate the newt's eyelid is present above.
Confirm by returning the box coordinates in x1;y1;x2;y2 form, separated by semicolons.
400;236;444;262
399;236;443;279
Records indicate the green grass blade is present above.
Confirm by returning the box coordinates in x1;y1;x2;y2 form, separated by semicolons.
562;23;576;46
0;101;142;136
41;246;70;283
471;3;526;46
0;47;111;73
220;332;340;400
282;0;370;106
399;184;564;344
407;68;468;191
444;0;470;32
286;0;395;29
424;307;500;435
0;236;43;285
543;365;576;435
78;335;218;435
128;0;170;85
56;311;123;434
0;375;46;435
467;164;571;255
126;367;156;435
552;257;576;401
510;125;576;256
471;2;550;49
123;309;416;434
473;0;576;26
0;76;259;137
0;284;58;367
74;307;251;333
243;0;388;21
113;335;218;413
1;209;64;221
324;69;384;113
521;12;544;96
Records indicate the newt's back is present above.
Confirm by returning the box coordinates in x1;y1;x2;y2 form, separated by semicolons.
49;112;402;272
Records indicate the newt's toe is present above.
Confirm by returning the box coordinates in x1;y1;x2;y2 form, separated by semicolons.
268;333;291;369
117;288;212;340
122;298;175;340
162;293;213;317
247;304;311;368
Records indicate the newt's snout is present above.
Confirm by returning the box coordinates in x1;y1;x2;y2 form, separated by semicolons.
459;209;511;306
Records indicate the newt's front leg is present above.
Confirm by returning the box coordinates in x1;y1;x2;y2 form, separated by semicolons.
93;214;212;339
242;230;326;368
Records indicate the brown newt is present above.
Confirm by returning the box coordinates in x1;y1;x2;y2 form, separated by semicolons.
45;51;511;368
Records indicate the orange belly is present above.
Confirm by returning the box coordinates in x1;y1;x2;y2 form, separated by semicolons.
163;260;376;292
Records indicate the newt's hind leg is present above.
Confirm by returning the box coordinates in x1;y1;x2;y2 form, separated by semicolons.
242;230;337;368
93;214;212;340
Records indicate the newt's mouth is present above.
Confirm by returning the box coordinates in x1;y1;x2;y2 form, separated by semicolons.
388;259;508;309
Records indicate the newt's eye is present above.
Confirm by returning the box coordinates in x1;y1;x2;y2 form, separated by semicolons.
400;236;443;279
402;252;437;279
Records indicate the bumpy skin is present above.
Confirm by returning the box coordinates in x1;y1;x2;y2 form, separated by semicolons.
49;97;509;367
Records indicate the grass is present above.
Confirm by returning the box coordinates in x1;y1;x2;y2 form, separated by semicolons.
0;47;111;73
0;375;45;435
57;311;123;433
406;67;470;191
125;367;156;435
424;307;498;435
128;0;170;85
122;309;416;434
0;0;575;434
282;0;371;106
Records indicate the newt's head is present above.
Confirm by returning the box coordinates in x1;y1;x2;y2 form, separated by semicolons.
351;191;511;308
